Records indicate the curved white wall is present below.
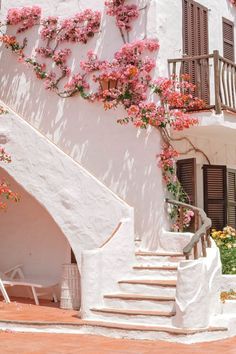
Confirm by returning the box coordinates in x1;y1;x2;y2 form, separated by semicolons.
0;111;132;264
0;168;70;297
1;0;232;247
0;0;167;248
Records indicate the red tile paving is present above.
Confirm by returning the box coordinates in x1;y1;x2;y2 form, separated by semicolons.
0;297;235;353
0;297;80;323
0;332;235;354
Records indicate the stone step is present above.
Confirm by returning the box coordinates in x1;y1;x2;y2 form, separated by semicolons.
90;307;175;326
118;279;177;296
132;265;178;278
135;251;185;263
118;279;177;286
136;251;184;257
103;293;176;311
133;265;178;271
83;319;228;337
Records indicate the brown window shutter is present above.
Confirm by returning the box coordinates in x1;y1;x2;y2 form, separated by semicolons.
203;165;227;230
182;0;209;104
227;169;236;228
177;158;197;205
223;18;234;62
182;0;208;56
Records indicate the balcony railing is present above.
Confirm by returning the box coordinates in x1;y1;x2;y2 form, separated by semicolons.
168;50;236;115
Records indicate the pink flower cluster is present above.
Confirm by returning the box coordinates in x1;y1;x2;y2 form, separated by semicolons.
7;6;41;33
153;76;205;110
52;48;72;66
0;148;19;210
170;110;198;131
80;39;159;107
40;10;101;44
0;148;11;163
157;145;179;171
59;9;101;43
229;0;236;5
64;73;89;94
105;0;139;31
40;17;58;41
172;209;195;232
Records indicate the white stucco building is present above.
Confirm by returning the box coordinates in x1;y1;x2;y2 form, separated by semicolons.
0;0;236;343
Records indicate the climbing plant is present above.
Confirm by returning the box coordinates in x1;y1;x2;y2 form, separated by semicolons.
0;112;20;210
0;2;206;227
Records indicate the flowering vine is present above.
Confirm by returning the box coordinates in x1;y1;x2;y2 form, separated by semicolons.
105;0;140;42
0;3;206;228
0;130;20;210
7;6;41;32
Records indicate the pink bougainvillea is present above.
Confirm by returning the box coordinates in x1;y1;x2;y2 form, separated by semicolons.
105;0;139;32
0;147;20;210
7;6;41;32
40;9;101;44
0;3;204;227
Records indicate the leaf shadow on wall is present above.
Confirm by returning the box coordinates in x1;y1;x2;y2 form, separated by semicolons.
0;6;165;250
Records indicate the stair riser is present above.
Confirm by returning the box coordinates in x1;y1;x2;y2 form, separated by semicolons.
134;240;141;247
90;311;174;326
119;283;176;296
136;256;184;263
132;269;178;278
104;298;176;312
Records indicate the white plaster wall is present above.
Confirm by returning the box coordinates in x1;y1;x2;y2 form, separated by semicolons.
81;217;135;318
221;274;236;291
0;0;170;249
0;111;133;266
154;0;236;77
174;245;222;328
0;168;70;298
0;0;233;247
173;124;236;209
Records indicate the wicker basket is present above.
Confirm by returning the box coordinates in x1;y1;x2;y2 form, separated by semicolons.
60;264;80;310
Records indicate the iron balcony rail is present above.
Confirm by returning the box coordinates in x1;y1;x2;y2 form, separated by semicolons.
168;50;236;114
166;198;212;260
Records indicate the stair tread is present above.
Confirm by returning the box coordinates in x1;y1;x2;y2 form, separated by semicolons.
91;307;176;317
83;319;227;335
136;251;184;257
118;279;177;286
133;265;178;270
104;293;175;301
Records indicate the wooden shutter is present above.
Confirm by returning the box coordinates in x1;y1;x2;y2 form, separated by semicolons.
227;169;236;228
182;0;209;104
203;165;227;230
183;0;209;57
177;158;197;205
223;18;234;62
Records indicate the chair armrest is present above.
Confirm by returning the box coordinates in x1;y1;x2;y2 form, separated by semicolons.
4;264;25;279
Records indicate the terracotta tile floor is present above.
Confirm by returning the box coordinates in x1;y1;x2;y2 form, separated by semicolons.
0;297;80;323
0;297;235;353
0;332;236;354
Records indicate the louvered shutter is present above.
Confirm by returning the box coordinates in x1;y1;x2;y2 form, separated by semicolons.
223;18;234;62
177;158;197;205
227;169;236;228
182;0;209;104
203;165;227;230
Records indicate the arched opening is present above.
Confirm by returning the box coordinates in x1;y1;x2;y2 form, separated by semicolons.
0;168;80;305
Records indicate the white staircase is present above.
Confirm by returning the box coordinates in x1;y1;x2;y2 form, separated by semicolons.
86;248;227;338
